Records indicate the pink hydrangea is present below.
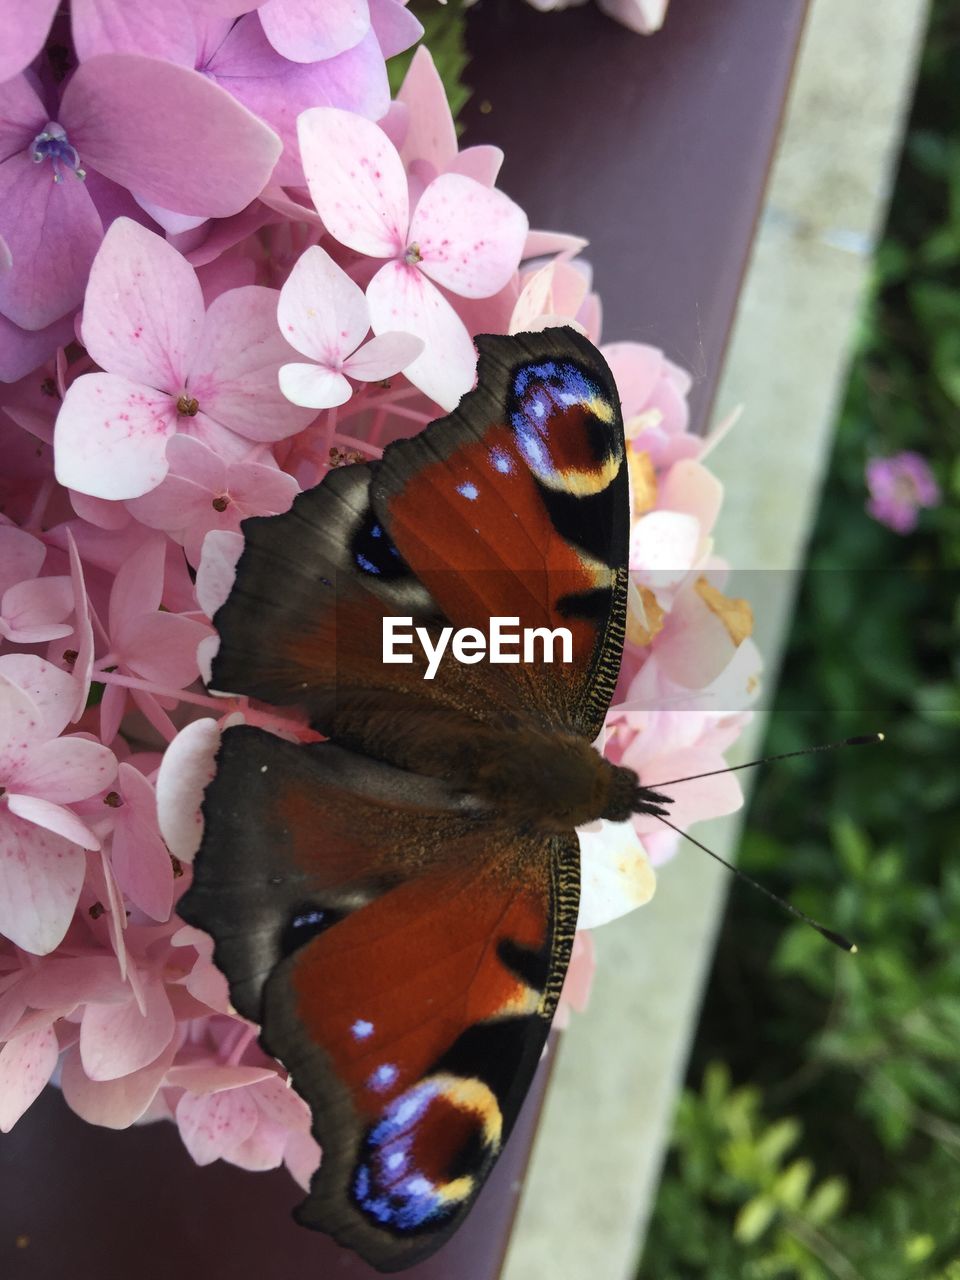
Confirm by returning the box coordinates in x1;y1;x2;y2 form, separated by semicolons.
0;13;750;1206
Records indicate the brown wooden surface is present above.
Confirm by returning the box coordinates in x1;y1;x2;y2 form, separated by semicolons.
0;2;806;1277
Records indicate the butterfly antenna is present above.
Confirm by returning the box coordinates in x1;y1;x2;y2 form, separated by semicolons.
653;812;857;953
647;733;884;790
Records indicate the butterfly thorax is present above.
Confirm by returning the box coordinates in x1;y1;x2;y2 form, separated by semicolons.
455;727;671;833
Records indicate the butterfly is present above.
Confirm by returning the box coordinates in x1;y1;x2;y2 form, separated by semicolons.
177;327;674;1272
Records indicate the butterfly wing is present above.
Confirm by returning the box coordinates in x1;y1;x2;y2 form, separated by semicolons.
373;326;630;740
178;726;579;1272
211;327;629;753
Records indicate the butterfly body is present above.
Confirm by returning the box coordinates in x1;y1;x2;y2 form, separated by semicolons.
178;328;669;1271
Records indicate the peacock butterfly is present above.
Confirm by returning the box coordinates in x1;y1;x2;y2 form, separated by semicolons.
177;327;674;1272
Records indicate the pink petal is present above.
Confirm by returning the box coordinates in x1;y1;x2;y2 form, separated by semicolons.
165;1063;277;1094
53;372;179;500
258;0;370;62
81;218;205;392
176;1085;259;1164
0;527;45;596
14;735;117;804
277;244;369;364
368;0;422;58
20;955;124;1009
630;511;701;580
195;531;243;620
523;229;589;258
0;311;75;384
0;674;48;767
0;74;46;162
80;977;175;1080
596;0;668;34
411;174;528;300
655;585;740;690
110;763;173;921
188;285;315;441
252;1074;312;1128
223;457;300;514
60;1037;178;1128
63;54;282;217
0;812;85;954
119;611;209;689
284;1128;322;1189
397;47;457;174
227;1116;288;1171
65;531;95;720
449;145;504;188
108;536;165;633
577;819;656;929
298;107;408;258
6;794;101;850
206;20;388;187
0;150;104;331
156;718;220;863
279;362;352;409
0;656;76;741
0;0;59;82
342;330;423;381
0;1024;58;1131
71;0;198;62
659;459;723;536
366;261;475;411
0;575;73;643
603;341;666;417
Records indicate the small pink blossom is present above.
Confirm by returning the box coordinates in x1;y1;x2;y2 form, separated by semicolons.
54;219;314;500
0;526;73;645
0;655;117;954
0;61;281;331
298;107;528;409
277;245;423;409
126;435;300;565
95;538;212;743
866;450;941;534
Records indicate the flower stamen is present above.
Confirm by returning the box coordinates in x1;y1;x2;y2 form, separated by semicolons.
31;123;86;183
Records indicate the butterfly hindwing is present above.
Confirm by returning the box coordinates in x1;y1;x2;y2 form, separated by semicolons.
178;725;579;1273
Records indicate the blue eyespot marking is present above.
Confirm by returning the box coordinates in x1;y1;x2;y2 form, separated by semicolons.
291;909;325;930
369;1063;399;1092
351;1019;374;1040
509;358;607;482
456;481;479;501
489;447;514;474
369;523;383;538
355;552;380;574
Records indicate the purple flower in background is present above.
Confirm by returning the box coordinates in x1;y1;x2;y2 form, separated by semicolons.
865;451;941;534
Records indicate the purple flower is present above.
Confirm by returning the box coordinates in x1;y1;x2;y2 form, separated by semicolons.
866;450;941;534
0;57;281;331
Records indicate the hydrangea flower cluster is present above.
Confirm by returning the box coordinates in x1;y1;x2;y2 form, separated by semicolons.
0;3;756;1187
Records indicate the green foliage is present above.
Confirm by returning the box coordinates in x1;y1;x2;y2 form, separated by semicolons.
387;0;472;122
644;2;960;1275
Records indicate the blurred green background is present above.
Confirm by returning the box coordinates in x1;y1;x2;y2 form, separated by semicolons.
640;3;960;1275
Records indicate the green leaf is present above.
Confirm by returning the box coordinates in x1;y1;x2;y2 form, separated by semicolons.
804;1177;847;1226
734;1195;778;1245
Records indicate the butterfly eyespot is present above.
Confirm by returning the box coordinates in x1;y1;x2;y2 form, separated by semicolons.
281;904;341;957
